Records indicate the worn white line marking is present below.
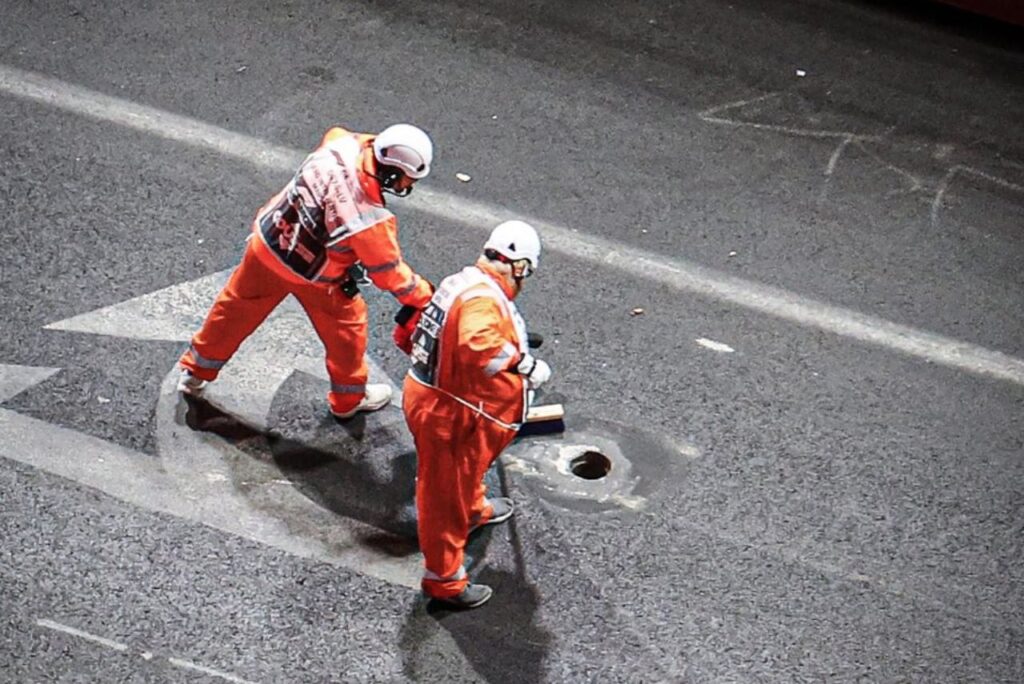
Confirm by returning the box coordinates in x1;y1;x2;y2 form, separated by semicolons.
854;141;924;194
818;135;854;202
168;657;258;684
696;338;735;353
3;64;1023;386
932;165;1024;228
697;93;883;142
36;619;129;652
825;136;853;177
36;618;258;683
932;166;959;228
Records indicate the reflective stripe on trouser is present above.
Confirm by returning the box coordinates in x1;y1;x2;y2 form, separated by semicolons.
403;376;515;599
180;239;369;414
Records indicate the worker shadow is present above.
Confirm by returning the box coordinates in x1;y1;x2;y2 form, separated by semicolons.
397;469;552;683
181;394;419;551
399;568;550;683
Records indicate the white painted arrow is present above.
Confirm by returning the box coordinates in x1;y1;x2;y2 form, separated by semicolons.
0;361;483;681
0;363;61;402
0;363;196;524
44;271;422;589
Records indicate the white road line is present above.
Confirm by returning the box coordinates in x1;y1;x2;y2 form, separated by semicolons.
0;366;422;590
36;619;129;652
3;63;1023;386
36;618;258;683
0;364;60;402
168;657;259;684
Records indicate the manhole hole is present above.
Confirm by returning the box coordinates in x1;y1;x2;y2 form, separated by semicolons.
569;450;612;480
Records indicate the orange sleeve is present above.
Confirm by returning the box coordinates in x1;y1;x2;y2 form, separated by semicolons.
455;297;520;379
318;126;349;146
347;217;433;308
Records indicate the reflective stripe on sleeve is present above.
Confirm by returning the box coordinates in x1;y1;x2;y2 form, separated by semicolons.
364;259;400;274
484;341;518;376
392;275;419;298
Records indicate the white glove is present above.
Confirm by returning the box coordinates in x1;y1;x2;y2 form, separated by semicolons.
517;355;551;388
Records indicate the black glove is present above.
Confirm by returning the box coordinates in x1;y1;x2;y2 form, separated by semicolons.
394;304;420;325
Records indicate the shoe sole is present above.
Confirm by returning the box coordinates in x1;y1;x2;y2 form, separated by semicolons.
472;499;514;531
471;510;513;531
331;400;390;420
429;589;493;609
331;403;387;419
486;509;514;525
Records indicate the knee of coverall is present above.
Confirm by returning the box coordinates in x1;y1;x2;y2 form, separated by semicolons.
180;243;291;381
294;285;370;414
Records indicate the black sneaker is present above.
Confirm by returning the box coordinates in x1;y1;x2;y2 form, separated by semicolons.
430;584;493;609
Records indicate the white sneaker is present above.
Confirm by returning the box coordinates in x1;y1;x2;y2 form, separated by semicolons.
177;369;208;396
331;384;393;420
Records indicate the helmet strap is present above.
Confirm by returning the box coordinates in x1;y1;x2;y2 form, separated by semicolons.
484;248;510;266
484;249;532;279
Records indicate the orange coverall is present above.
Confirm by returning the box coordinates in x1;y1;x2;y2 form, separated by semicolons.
402;263;529;599
180;127;433;415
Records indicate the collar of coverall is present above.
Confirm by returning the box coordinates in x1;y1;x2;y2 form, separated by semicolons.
475;259;518;300
358;144;386;206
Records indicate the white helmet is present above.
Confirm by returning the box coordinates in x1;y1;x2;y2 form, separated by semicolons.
373;124;433;179
484;220;541;276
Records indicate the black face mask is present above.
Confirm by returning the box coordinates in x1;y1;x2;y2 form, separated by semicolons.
377;165;412;197
386;185;412;198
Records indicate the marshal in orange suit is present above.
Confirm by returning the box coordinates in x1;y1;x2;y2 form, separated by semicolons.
402;220;552;609
178;124;434;419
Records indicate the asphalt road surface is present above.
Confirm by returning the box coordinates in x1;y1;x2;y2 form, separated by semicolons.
1;1;1022;682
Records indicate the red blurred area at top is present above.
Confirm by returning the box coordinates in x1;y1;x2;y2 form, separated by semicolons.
936;0;1024;26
